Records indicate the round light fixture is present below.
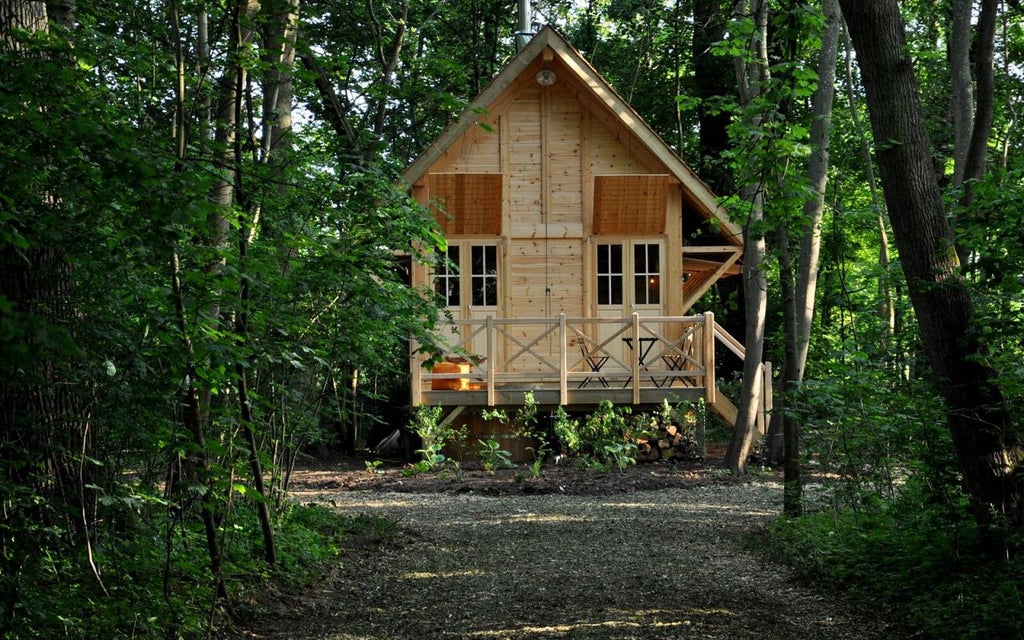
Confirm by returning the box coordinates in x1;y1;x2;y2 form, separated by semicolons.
535;69;557;86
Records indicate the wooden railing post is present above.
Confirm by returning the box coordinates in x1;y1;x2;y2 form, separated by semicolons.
410;337;422;406
559;313;568;406
486;316;495;406
703;311;716;406
631;312;641;405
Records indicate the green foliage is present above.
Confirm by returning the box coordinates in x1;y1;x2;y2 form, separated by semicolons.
552;406;582;456
788;363;950;506
770;487;1024;640
483;390;541;441
1;497;356;639
549;400;704;469
406;405;466;466
581;400;633;456
525;440;552;479
603;442;639;471
476;439;515;474
956;169;1024;412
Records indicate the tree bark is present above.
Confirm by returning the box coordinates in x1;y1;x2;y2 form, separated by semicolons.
723;0;768;475
961;0;997;197
839;0;1024;549
780;0;840;514
167;0;229;603
950;0;974;187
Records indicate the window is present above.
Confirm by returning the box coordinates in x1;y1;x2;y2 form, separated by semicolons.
597;244;623;305
471;245;498;306
596;242;661;307
435;246;460;306
634;243;660;305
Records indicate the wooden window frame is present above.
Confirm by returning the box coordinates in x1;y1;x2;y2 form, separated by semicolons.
470;244;498;308
633;243;661;305
596;239;663;309
434;246;461;306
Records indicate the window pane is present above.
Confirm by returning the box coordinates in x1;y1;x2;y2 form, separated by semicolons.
471;245;497;307
610;275;623;305
435;246;460;306
597;244;623;306
633;243;660;305
634;244;646;273
610;244;622;272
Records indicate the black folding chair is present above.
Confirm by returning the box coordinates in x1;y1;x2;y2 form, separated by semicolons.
574;330;609;388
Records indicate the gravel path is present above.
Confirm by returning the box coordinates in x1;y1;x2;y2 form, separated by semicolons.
241;481;898;639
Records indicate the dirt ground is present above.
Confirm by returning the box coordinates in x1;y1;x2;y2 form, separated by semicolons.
228;451;899;640
282;443;746;496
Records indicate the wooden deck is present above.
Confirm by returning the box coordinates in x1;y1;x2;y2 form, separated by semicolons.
411;313;771;430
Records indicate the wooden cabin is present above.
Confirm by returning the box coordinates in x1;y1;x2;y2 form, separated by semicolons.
404;26;769;432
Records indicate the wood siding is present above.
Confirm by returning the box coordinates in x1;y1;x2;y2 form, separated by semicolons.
412;48;691;375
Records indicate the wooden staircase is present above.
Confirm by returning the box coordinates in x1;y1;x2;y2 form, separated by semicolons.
709;322;771;434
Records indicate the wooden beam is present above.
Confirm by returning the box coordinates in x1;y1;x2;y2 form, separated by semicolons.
683;245;744;253
681;249;742;311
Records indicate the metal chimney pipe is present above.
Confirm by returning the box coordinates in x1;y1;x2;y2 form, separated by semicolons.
515;0;533;51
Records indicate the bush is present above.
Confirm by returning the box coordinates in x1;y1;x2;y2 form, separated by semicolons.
770;482;1024;639
1;497;361;639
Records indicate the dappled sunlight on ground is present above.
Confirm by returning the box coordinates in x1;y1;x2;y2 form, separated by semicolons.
233;464;893;640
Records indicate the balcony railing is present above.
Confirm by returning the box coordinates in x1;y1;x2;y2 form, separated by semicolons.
412;312;719;409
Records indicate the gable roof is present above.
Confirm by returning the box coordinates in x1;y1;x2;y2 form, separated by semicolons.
402;25;742;245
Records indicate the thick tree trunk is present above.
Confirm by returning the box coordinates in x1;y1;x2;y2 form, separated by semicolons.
840;0;1024;549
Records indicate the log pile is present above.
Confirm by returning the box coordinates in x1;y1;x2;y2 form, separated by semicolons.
635;423;700;462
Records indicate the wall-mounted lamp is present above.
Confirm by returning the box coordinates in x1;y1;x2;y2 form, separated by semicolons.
535;69;557;86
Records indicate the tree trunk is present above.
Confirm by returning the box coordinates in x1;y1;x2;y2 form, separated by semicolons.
960;0;997;202
167;0;229;603
723;0;768;475
839;0;1024;550
230;0;278;568
767;0;840;474
950;0;974;187
782;0;840;514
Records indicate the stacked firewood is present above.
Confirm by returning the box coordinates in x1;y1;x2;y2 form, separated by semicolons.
634;423;700;462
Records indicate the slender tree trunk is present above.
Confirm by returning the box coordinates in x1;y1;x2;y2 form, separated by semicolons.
780;0;840;514
960;0;997;199
950;0;974;187
840;0;1024;551
723;0;768;475
167;0;230;604
230;0;278;567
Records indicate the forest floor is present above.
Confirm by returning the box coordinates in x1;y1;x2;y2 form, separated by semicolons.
228;450;902;640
